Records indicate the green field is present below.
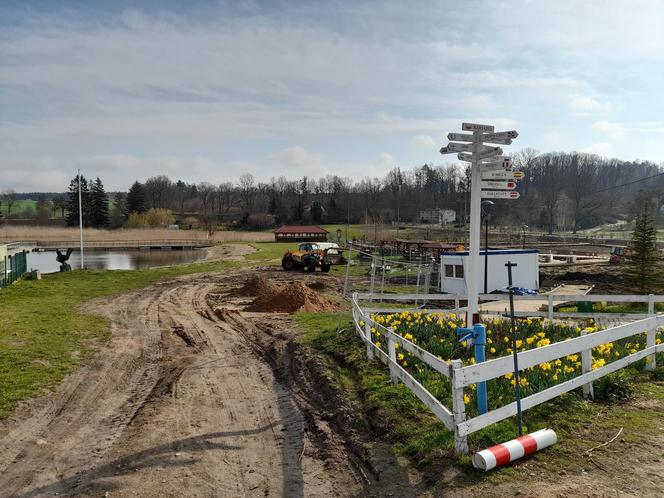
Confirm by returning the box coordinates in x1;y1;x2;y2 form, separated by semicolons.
0;259;236;418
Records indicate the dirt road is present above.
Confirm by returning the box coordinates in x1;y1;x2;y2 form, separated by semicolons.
0;270;363;497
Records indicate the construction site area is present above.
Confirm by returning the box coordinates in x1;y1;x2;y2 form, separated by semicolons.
0;224;663;497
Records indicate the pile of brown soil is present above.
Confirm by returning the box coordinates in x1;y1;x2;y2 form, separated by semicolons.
246;280;339;313
231;274;279;297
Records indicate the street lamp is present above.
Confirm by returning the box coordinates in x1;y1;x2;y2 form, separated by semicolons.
521;224;529;249
481;200;494;294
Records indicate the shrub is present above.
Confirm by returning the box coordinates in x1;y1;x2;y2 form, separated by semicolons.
593;370;635;402
126;208;175;228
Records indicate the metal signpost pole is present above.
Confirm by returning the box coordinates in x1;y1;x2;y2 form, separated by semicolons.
484;216;489;294
506;260;523;436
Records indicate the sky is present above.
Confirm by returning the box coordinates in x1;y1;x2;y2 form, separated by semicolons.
2;0;664;191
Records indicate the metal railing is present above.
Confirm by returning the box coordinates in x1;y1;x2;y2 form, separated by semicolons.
1;251;27;288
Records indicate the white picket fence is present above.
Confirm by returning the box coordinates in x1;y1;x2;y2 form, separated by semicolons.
351;292;664;454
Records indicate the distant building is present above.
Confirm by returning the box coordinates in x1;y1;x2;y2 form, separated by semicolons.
419;208;456;225
273;225;329;242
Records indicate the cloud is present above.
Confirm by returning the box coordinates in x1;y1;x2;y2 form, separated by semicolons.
410;135;437;149
2;2;664;190
570;96;611;114
591;120;625;139
581;142;614;157
374;152;395;169
268;146;328;178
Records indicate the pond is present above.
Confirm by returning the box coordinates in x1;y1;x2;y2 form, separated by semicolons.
26;249;206;274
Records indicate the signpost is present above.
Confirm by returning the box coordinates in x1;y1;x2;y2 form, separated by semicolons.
482;170;524;180
447;132;475;142
462;122;495;132
440;122;519;325
481;190;521;199
480;156;512;169
480;180;516;190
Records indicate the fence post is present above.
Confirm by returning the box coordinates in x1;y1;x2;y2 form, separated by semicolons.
387;328;398;384
580;329;594;399
645;296;656;371
450;359;469;454
380;256;386;303
343;244;353;298
369;255;377;302
423;264;432;306
415;261;422;306
364;320;374;360
454;294;460;317
547;294;554;320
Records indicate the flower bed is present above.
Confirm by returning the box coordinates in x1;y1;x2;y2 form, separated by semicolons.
363;310;664;417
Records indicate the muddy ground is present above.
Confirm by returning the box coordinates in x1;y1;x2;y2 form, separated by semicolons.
540;263;625;294
0;262;662;497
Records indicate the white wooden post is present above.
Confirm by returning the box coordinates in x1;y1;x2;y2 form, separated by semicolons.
548;294;554;320
450;359;469;454
388;329;398;384
580;329;594;399
454;294;460;317
364;320;374;360
645;294;656;371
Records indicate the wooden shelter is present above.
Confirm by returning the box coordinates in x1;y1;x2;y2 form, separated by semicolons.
273;225;329;242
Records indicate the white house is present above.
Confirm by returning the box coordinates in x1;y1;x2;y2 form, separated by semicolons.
440;249;539;295
419;208;456;225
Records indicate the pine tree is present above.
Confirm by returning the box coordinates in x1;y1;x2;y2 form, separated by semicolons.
89;177;110;228
126;181;147;215
66;174;91;227
623;200;662;293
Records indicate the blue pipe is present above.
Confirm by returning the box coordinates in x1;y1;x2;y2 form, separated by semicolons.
456;323;488;415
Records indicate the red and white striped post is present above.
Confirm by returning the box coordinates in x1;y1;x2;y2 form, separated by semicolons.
472;429;557;471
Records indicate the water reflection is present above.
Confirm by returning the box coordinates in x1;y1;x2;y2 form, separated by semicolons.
27;249;205;274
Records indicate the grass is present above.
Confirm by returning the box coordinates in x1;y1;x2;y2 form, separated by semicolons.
246;242;293;263
0;259;236;418
293;311;664;479
319;224;366;241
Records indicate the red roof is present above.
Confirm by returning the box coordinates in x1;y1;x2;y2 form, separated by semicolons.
273;225;329;234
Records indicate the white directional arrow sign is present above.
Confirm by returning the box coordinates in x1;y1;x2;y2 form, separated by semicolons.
482;130;518;141
480;156;512;169
481;170;525;180
447;132;476;142
481;180;517;190
444;142;474;153
478;146;503;159
457;152;473;162
462;122;495;133
481;190;520;200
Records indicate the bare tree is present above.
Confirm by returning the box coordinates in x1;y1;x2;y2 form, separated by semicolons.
238;173;256;223
198;182;216;229
144;175;173;209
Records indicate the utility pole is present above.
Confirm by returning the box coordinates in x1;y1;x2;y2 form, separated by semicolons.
440;124;519;324
78;169;84;269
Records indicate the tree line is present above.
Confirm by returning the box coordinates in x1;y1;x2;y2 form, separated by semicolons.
2;149;662;232
105;151;663;232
